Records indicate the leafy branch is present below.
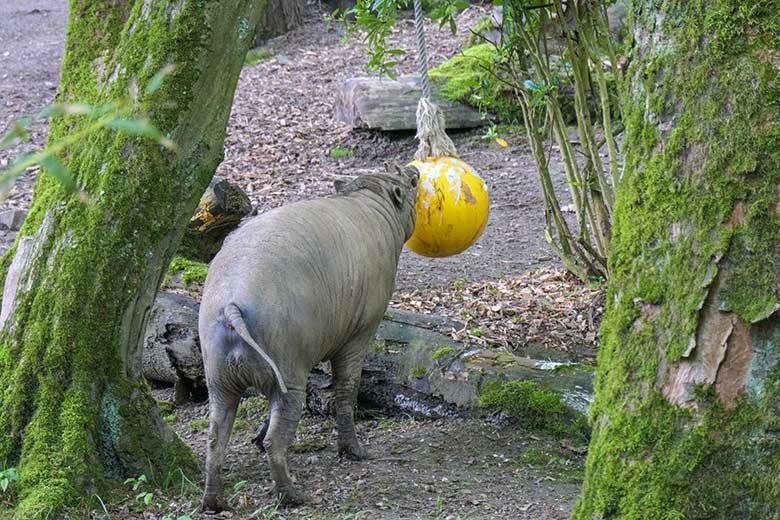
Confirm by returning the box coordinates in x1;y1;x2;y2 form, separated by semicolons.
0;65;176;200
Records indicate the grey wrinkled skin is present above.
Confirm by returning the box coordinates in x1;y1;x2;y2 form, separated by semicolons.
199;165;419;511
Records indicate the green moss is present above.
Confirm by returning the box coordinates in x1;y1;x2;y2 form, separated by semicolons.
573;1;780;518
372;341;387;355
244;47;272;66
479;380;570;436
329;147;354;159
237;396;269;420
185;418;209;432
429;44;522;122
431;347;455;362
518;447;548;466
289;439;328;453
408;366;427;379
168;256;209;284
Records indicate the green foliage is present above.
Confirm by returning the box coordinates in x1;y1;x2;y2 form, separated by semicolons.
329;146;354;158
168;256;209;284
347;0;468;78
245;47;272;66
372;341;387;354
0;66;176;198
124;474;154;507
429;43;522;121
409;365;427;378
0;467;19;494
185;418;209;432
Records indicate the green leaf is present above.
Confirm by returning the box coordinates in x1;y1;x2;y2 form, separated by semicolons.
41;156;78;193
107;119;162;140
0;153;33;194
1;479;7;493
38;103;94;118
145;64;175;94
106;119;176;150
144;493;153;506
1;119;31;148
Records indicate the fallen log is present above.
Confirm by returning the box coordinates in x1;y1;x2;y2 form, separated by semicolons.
335;75;486;131
143;292;204;404
143;295;594;422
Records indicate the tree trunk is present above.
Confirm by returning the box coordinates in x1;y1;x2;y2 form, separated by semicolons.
0;0;266;516
573;2;780;518
254;0;306;45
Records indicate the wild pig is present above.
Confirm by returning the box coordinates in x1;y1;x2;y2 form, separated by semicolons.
199;165;419;511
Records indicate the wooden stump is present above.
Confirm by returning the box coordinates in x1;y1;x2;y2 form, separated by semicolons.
335;75;487;131
179;176;252;262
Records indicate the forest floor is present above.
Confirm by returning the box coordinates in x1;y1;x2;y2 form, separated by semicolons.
0;2;598;519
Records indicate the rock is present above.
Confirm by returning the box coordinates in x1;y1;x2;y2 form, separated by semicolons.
0;209;27;231
143;291;204;404
335;75;487;131
179;176;252;262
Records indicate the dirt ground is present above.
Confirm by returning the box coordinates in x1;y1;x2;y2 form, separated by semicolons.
0;2;590;519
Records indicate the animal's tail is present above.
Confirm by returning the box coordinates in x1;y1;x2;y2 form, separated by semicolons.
223;303;288;394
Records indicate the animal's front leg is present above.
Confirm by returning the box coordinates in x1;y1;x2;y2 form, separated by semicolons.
331;346;371;460
263;387;307;505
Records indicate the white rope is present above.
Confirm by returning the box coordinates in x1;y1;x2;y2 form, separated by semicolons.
412;0;459;161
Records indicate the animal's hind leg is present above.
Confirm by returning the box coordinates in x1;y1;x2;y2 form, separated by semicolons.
263;386;307;505
251;413;270;451
331;340;372;461
201;387;240;512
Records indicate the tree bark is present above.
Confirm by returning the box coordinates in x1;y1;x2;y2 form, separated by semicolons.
254;0;306;45
0;0;266;515
574;1;780;518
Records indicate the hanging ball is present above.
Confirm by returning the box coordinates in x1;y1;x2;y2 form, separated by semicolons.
406;157;490;258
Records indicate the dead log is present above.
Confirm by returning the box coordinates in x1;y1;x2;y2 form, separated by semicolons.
142;296;594;422
143;291;205;404
178;176;252;262
304;309;594;420
335;76;487;131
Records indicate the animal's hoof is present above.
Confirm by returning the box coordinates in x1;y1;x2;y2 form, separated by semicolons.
274;485;308;506
201;495;231;513
251;432;266;451
338;443;370;461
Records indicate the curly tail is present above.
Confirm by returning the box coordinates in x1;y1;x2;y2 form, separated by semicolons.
223;303;288;394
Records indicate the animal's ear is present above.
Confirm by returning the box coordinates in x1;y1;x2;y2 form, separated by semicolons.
391;185;404;207
334;179;349;193
403;165;420;187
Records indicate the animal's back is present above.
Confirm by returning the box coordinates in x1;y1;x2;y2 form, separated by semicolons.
200;195;401;366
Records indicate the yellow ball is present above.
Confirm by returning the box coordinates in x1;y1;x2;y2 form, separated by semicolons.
406;157;490;257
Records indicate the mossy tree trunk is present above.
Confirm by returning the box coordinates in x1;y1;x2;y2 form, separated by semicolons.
573;1;780;518
0;0;265;516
